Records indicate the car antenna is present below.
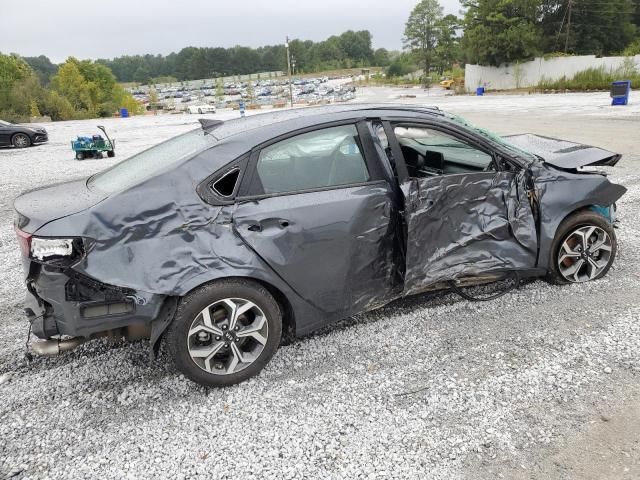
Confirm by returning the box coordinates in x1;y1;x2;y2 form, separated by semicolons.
199;119;224;135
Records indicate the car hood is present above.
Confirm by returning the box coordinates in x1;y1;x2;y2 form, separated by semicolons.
16;123;47;131
14;179;105;233
504;134;621;169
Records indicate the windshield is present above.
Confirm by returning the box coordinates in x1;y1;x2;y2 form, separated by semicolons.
445;113;538;162
88;128;217;193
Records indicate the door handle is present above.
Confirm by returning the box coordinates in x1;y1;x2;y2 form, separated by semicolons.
247;223;262;232
279;220;290;228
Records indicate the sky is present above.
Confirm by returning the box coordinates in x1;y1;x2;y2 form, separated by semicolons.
1;0;461;62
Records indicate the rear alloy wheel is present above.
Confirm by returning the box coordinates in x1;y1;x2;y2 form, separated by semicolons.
548;211;617;284
12;133;31;148
167;279;282;387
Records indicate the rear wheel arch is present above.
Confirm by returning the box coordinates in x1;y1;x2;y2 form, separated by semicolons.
166;277;283;386
173;276;296;344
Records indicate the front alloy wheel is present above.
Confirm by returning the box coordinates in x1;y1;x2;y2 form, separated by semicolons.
557;226;613;283
548;210;617;285
12;133;31;148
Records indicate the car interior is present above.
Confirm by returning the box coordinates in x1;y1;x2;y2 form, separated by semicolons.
255;125;370;194
394;126;495;178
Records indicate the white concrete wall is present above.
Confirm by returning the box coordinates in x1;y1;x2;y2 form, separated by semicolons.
465;55;640;91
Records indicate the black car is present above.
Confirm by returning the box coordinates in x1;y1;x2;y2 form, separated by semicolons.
0;120;49;148
13;105;626;387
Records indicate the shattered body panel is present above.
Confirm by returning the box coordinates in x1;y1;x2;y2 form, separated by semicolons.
403;171;537;295
505;134;621;169
13;104;627;345
529;163;626;269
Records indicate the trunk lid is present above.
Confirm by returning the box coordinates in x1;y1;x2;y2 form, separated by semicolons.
14;179;104;233
504;134;621;169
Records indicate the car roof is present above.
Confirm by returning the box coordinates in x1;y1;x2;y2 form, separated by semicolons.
208;103;445;148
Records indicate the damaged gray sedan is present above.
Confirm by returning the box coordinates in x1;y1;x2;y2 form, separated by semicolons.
14;105;626;386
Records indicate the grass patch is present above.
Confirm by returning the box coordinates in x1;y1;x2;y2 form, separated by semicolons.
537;58;640;91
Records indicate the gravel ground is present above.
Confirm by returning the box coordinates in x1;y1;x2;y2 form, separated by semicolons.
0;93;639;479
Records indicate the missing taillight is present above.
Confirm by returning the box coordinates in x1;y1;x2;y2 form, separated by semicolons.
14;226;32;257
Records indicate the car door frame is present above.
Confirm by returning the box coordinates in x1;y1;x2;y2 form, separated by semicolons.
379;116;540;294
237;118;389;199
228;117;405;319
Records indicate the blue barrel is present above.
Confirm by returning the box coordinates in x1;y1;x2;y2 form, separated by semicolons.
120;108;129;118
476;87;485;96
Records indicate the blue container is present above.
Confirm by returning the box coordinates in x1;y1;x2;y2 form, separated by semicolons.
610;80;631;106
120;108;129;118
476;87;485;96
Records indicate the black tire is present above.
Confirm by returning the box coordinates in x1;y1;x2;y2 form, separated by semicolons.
198;108;203;114
107;150;115;158
12;133;31;148
547;210;617;285
75;151;85;160
166;279;282;387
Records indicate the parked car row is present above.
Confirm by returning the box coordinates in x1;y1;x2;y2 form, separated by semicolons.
130;75;357;111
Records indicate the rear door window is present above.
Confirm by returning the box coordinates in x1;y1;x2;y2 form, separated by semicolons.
253;125;370;195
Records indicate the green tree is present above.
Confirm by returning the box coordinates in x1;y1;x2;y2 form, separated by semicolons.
215;78;224;101
23;55;58;84
373;48;391;66
461;0;542;66
41;91;75;121
0;53;31;107
434;14;460;74
51;57;141;118
404;0;444;84
51;59;96;115
245;74;254;102
568;0;635;55
386;53;419;77
30;99;41;118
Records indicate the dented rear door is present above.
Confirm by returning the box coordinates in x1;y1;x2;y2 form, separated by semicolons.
232;184;399;316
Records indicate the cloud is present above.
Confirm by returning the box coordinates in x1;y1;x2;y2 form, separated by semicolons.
0;0;460;62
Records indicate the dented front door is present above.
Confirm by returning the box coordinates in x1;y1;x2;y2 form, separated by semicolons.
402;171;538;296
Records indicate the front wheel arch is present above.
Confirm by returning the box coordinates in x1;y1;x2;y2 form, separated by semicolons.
547;209;617;284
11;132;32;148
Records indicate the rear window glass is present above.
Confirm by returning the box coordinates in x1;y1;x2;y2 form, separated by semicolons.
87;128;216;193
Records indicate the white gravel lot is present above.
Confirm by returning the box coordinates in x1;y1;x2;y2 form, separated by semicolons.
0;93;639;479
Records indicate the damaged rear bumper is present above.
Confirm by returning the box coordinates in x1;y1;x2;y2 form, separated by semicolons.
24;263;167;340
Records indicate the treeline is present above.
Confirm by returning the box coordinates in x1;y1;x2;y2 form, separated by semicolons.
0;53;141;123
96;30;387;83
461;0;640;66
392;0;640;83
